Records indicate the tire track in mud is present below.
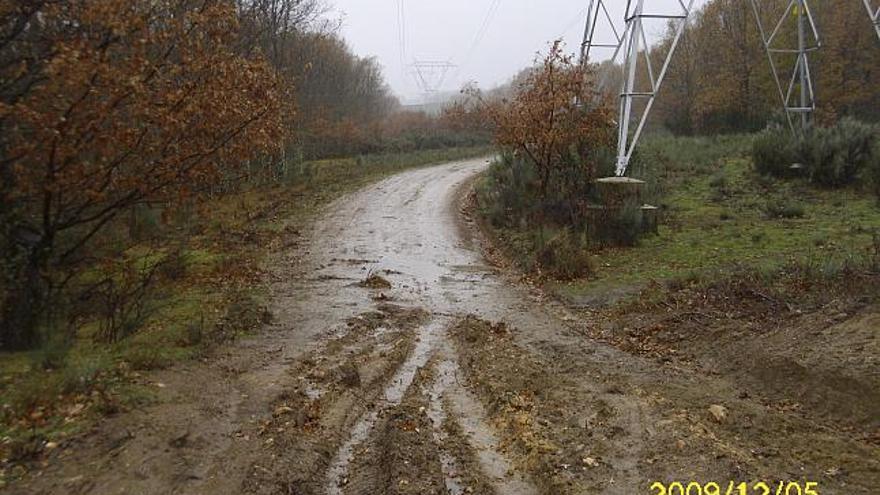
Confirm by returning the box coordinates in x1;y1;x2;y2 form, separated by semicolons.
242;304;427;494
322;315;538;495
429;349;538;495
324;318;448;495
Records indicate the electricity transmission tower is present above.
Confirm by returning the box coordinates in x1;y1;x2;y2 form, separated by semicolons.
865;0;880;40
580;0;868;176
409;60;458;98
581;0;695;176
579;0;623;68
749;0;821;133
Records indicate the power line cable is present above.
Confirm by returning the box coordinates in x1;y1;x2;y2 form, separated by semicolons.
557;7;589;41
397;0;407;75
452;0;502;87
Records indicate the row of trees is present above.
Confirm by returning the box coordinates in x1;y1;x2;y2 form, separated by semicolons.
650;0;880;135
0;0;288;349
0;0;479;350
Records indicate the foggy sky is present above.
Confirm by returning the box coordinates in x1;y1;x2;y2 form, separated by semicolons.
331;0;710;104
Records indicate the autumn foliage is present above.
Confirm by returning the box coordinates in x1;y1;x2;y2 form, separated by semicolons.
0;0;284;348
474;42;615;198
652;0;880;134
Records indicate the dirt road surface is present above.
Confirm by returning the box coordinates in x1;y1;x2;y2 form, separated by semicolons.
11;158;879;494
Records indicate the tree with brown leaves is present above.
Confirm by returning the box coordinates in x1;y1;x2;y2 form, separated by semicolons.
474;42;614;199
0;0;284;349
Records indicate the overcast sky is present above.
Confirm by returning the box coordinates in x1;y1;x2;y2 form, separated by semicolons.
330;0;710;104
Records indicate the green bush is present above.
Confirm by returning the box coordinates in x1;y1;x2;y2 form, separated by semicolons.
752;118;879;188
477;152;657;277
588;201;652;247
867;139;880;200
476;142;672;280
534;229;593;280
476;153;540;229
751;125;799;178
708;171;728;190
763;199;806;219
804;118;877;187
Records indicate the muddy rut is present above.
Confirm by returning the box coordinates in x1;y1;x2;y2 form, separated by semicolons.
12;158;879;495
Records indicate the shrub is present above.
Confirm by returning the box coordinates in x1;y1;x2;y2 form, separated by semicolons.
752;125;800;178
752;119;879;188
867;140;880;200
588;201;651;247
158;247;191;282
94;257;162;343
474;42;615;197
534;229;593;280
477;154;541;228
804;118;877;187
122;346;173;371
708;171;728;190
764;199;806;219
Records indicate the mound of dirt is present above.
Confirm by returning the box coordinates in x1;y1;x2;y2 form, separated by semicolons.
450;316;628;494
592;270;880;436
359;273;392;289
450;314;880;493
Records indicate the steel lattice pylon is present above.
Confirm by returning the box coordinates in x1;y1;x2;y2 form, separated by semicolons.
581;0;695;176
579;0;880;177
409;60;457;97
865;0;880;41
750;0;821;133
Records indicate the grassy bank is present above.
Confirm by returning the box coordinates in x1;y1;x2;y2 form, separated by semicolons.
477;134;880;304
0;145;491;468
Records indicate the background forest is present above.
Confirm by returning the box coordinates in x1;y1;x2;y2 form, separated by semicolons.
651;0;880;134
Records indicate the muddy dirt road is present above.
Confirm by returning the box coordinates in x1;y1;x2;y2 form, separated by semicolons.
13;158;879;494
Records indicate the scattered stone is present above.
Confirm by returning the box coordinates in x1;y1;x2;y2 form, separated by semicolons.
273;405;294;417
825;466;842;478
708;404;728;423
64;475;85;486
169;432;190;448
336;364;361;388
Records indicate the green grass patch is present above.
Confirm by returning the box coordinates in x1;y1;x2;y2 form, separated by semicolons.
536;135;880;303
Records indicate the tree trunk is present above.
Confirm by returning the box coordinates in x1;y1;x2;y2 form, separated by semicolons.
1;251;47;350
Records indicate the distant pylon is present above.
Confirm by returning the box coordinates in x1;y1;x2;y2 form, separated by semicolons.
409;60;457;98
